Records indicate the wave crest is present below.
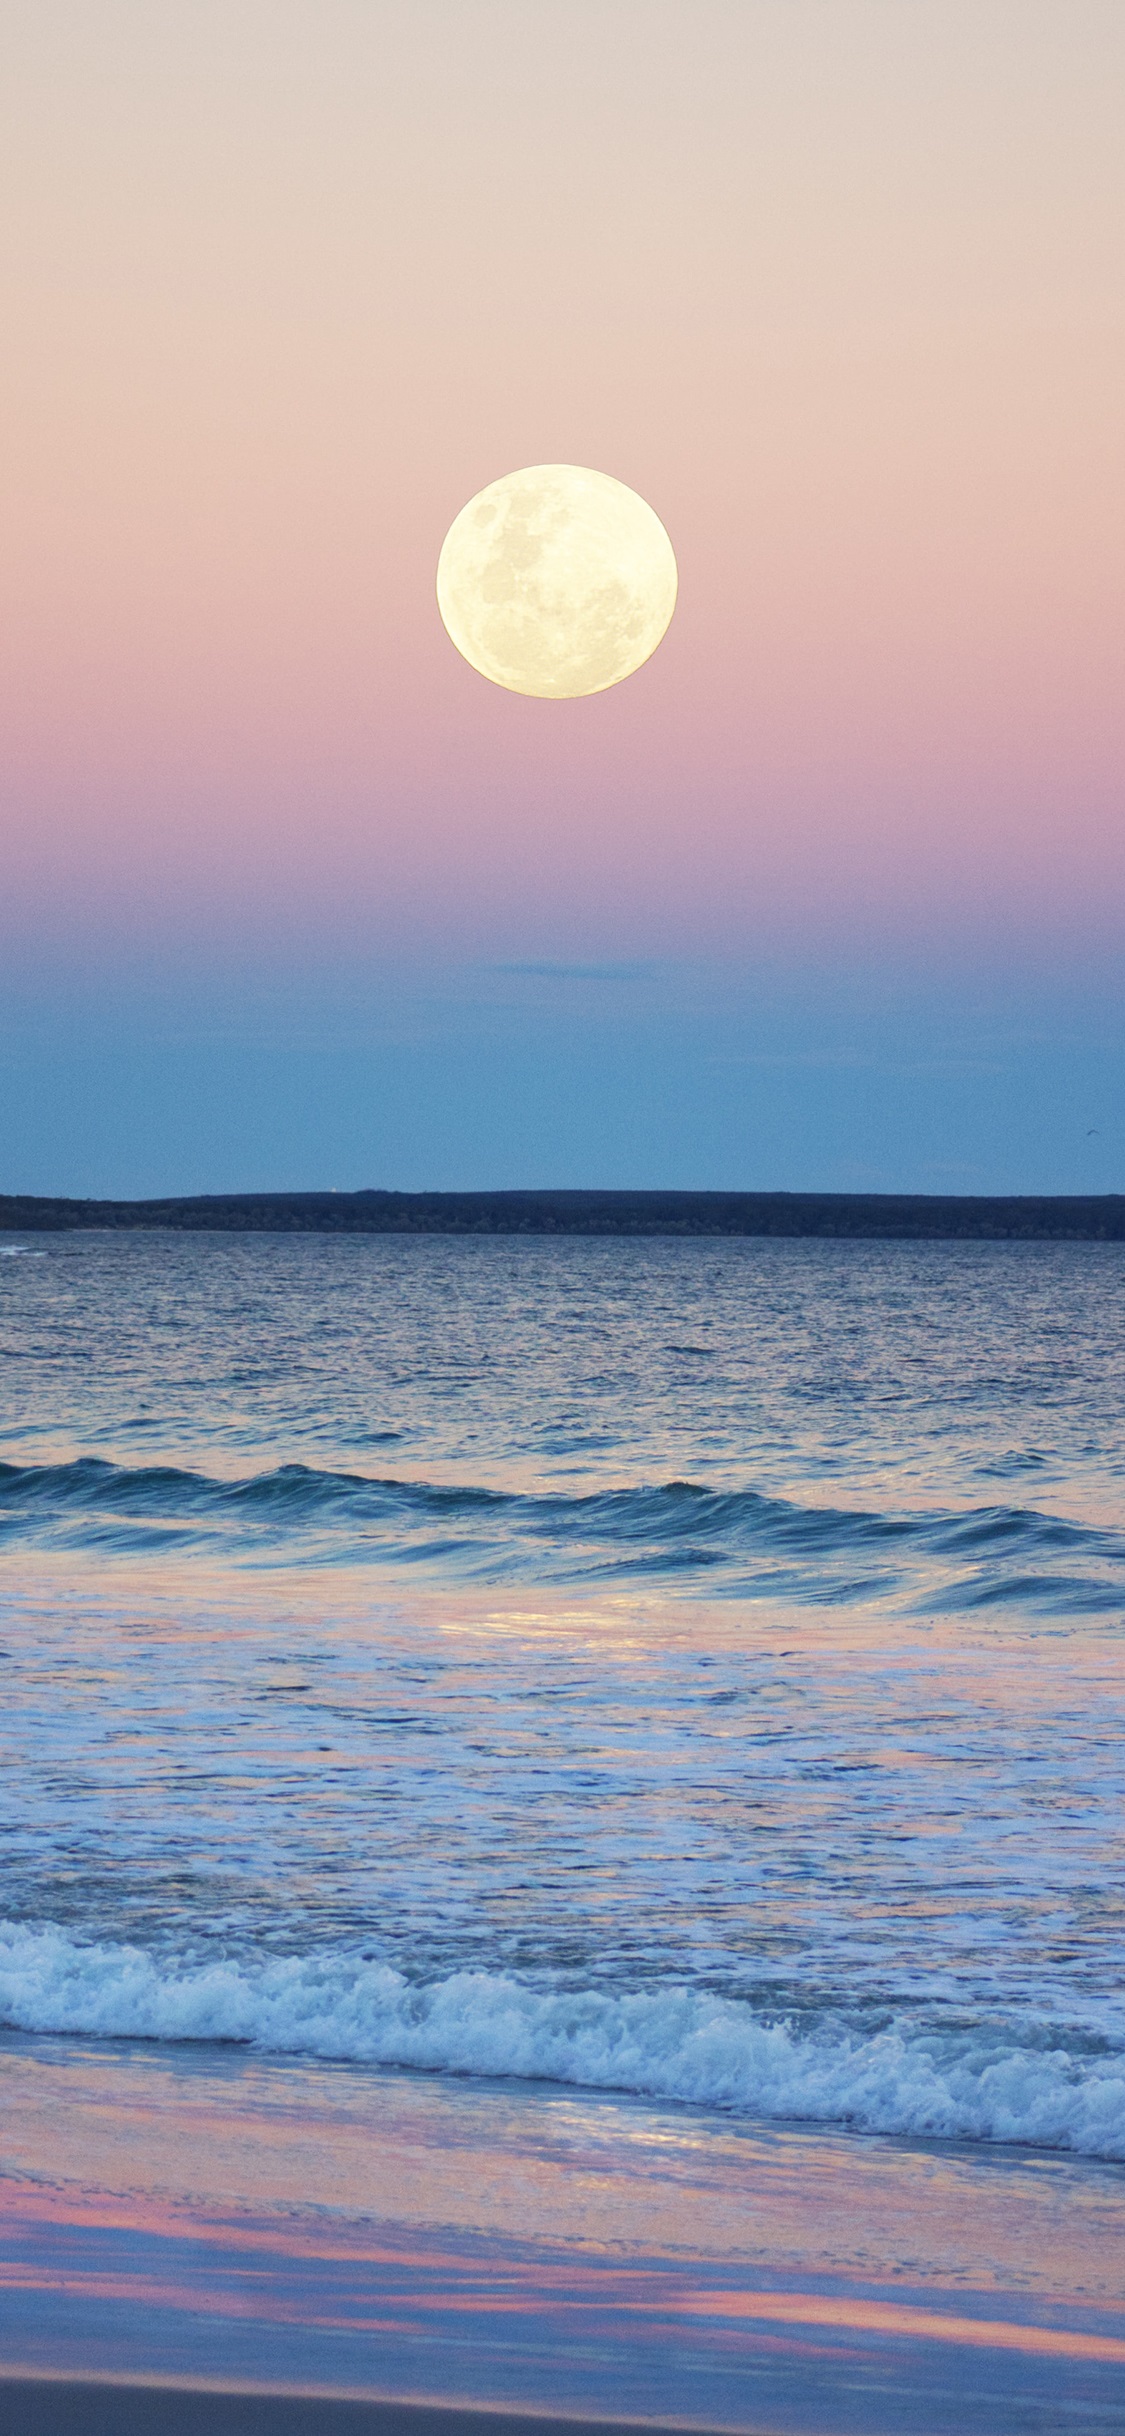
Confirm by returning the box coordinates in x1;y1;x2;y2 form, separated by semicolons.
1;1456;1121;1606
2;1923;1122;2161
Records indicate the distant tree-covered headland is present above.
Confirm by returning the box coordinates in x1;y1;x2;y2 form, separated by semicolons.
1;1190;1123;1239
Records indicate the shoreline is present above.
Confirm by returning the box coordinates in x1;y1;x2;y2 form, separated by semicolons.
3;2037;1124;2436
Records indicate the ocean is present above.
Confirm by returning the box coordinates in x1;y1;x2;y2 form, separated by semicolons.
2;1230;1124;2431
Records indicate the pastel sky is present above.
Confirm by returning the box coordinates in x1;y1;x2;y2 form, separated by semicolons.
2;0;1122;1194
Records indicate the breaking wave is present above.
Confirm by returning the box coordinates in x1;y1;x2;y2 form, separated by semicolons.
0;1456;1121;1607
1;1922;1122;2161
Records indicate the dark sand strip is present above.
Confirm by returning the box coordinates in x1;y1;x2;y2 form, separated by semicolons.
0;2385;724;2436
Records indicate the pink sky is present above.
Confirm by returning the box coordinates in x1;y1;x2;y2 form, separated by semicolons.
1;3;1122;1193
3;0;1122;972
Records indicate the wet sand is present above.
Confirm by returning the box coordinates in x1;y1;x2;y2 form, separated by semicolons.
2;2031;1124;2436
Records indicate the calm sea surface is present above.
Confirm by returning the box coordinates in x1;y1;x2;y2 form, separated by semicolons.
1;1231;1124;2158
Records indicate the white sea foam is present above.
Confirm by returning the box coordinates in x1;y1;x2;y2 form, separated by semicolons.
2;1922;1122;2161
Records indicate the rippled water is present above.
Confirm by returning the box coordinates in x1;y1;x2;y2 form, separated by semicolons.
1;1231;1123;2160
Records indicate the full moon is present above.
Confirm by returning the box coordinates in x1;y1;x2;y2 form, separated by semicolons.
436;464;677;698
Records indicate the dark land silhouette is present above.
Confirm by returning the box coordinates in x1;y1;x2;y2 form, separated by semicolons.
2;1189;1123;1238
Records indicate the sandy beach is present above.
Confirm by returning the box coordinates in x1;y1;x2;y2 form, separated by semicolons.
1;2386;713;2436
3;2027;1124;2436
